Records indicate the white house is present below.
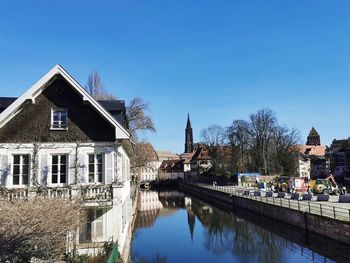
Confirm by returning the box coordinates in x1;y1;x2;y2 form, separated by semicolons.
0;65;133;256
132;143;161;182
298;144;326;179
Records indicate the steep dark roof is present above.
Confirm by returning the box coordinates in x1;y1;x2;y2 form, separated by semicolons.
308;127;319;137
0;97;17;113
97;100;129;129
191;146;212;161
97;100;125;111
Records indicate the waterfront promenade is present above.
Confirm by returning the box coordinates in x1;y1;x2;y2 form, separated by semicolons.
179;181;350;245
195;183;350;222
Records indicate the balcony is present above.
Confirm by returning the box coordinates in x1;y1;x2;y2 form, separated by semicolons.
0;184;114;206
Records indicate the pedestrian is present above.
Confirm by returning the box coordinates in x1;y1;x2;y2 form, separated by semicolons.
307;185;311;194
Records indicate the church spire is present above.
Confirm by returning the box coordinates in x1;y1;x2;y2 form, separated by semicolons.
185;113;194;153
186;113;192;129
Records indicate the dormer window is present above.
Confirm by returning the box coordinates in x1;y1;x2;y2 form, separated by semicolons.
51;109;67;130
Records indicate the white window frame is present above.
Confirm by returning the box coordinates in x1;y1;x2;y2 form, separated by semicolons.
51;108;68;130
87;153;104;184
50;154;68;186
91;208;106;241
11;154;30;187
79;208;106;243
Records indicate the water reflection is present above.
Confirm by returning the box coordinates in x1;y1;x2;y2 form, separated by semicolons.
188;197;287;263
132;189;350;263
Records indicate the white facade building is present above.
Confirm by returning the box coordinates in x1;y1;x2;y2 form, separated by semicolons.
0;65;133;257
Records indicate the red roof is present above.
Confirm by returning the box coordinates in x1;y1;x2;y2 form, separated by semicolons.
136;143;159;161
298;145;326;156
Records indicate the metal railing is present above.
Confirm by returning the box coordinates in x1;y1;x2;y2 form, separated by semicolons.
187;183;350;222
276;238;335;263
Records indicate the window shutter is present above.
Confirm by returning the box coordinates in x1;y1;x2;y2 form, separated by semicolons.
69;154;76;184
40;154;48;185
0;155;9;186
95;220;104;239
78;154;86;184
115;153;122;182
105;153;113;184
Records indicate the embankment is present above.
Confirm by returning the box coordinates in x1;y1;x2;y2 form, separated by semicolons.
179;182;350;245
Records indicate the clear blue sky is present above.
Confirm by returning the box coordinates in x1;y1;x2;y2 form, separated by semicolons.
1;1;350;153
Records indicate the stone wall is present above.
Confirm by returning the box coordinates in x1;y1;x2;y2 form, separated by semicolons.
306;213;350;245
232;195;306;228
179;182;350;245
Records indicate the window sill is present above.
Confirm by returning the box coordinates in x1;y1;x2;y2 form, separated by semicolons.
48;183;68;187
50;127;68;131
9;185;29;188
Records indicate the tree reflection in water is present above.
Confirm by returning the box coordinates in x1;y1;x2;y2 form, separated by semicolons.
193;198;286;263
132;252;167;263
132;191;341;263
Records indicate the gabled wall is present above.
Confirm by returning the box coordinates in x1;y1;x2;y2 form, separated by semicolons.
0;77;115;143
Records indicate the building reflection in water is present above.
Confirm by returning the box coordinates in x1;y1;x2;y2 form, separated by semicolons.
136;190;163;229
133;190;350;263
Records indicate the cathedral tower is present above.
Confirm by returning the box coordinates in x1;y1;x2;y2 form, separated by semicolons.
306;127;321;146
185;113;194;153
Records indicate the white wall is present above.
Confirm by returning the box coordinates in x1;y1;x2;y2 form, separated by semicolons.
0;142;134;257
136;161;162;182
0;142;130;188
298;158;311;178
78;193;132;255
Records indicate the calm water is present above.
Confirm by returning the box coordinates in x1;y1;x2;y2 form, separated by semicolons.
130;190;349;263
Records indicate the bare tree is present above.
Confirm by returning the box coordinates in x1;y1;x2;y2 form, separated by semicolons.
271;126;300;176
85;72;156;140
226;120;252;172
131;143;157;169
0;198;84;262
200;125;226;146
127;97;156;140
85;71;116;100
226;108;300;176
200;125;233;176
250;109;277;175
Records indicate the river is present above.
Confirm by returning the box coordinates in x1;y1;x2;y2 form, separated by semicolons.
130;189;349;263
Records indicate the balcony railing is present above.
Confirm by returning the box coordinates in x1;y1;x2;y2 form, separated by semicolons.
0;184;113;203
81;185;113;201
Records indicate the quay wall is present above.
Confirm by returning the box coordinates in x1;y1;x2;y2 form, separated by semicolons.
178;182;350;245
